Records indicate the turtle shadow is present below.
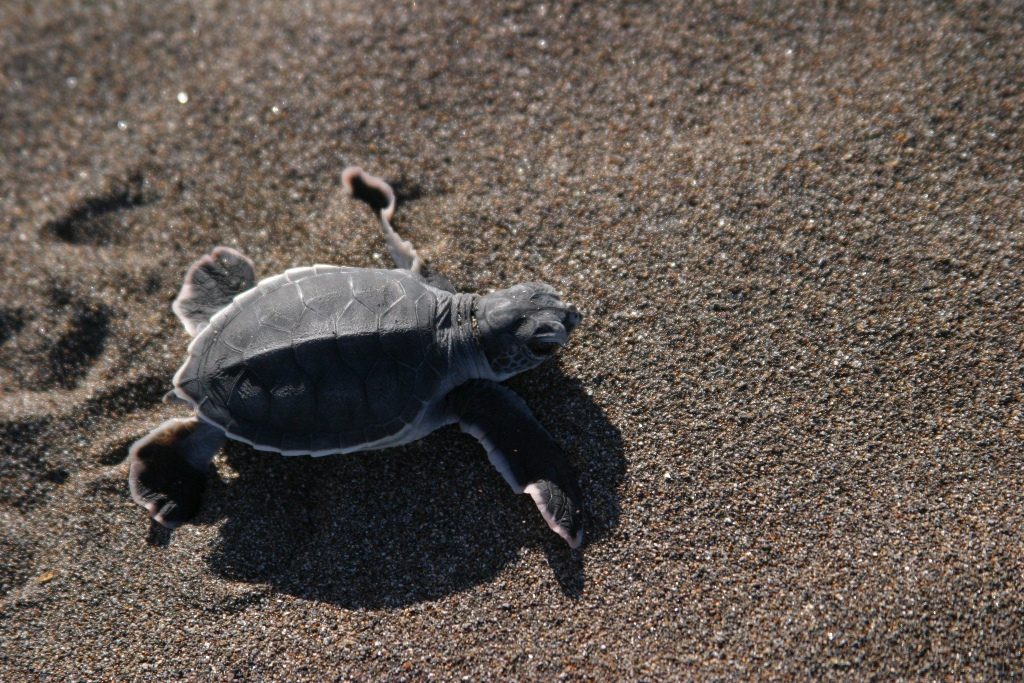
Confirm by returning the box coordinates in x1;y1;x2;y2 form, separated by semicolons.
201;366;624;608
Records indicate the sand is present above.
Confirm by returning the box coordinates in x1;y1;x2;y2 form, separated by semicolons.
1;0;1022;679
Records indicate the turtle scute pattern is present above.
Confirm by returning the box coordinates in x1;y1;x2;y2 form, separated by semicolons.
176;266;448;454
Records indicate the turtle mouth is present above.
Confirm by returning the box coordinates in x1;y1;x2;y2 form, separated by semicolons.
528;339;562;357
527;311;578;358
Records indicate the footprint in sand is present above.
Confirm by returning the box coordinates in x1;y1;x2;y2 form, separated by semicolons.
0;291;112;392
42;171;151;246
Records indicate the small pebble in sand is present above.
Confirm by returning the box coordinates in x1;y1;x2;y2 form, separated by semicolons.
35;571;57;584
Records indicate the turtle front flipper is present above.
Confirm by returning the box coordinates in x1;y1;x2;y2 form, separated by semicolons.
342;166;455;292
447;380;584;548
172;246;256;336
128;418;225;528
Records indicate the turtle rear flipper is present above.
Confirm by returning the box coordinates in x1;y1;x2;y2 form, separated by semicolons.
128;418;225;528
172;246;256;336
448;380;584;549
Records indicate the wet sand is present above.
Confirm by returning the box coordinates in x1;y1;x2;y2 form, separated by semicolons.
1;1;1022;679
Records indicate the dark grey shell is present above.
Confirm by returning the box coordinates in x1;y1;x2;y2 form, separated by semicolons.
172;265;448;455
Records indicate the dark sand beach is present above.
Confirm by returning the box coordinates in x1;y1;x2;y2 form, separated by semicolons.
2;1;1022;679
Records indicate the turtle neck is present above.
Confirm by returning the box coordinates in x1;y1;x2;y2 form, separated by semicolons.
441;292;497;386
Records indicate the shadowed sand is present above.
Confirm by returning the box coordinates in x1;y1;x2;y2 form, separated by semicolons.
1;1;1022;679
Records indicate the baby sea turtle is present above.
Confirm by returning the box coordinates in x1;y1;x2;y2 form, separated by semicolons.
128;168;584;547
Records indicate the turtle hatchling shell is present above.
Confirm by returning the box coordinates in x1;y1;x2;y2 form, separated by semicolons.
173;265;447;455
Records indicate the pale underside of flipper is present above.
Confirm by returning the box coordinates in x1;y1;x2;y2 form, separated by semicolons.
342;166;455;292
172;246;257;336
448;380;585;548
128;417;225;528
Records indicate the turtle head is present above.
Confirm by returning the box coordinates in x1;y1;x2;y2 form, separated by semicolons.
473;283;582;379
